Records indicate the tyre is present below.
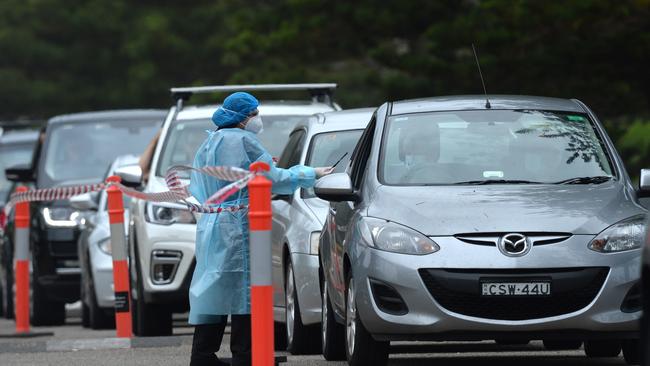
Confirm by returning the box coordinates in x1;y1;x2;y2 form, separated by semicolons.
1;264;13;319
622;339;640;365
81;299;90;328
130;233;172;337
321;277;345;361
543;340;582;350
86;272;114;330
584;340;621;358
284;260;319;354
274;321;288;351
345;273;389;366
131;253;171;336
30;276;65;326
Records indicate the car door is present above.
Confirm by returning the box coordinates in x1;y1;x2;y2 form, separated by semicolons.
329;115;377;311
271;129;307;309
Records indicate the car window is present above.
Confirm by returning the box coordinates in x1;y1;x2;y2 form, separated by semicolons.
380;110;614;185
40;119;160;187
255;115;308;158
156;118;213;178
350;115;377;189
302;129;364;198
277;130;306;169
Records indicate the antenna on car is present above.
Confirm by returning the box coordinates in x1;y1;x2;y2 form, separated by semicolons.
471;44;491;109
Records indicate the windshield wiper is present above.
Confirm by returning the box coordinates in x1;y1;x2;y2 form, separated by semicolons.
553;176;612;185
453;179;542;185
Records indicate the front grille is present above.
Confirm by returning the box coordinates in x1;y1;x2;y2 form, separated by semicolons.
454;232;571;247
48;241;78;257
419;267;608;320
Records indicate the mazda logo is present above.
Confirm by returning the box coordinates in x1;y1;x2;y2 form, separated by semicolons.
498;233;531;257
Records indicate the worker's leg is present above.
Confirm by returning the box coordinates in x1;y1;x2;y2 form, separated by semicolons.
190;315;228;366
230;314;252;366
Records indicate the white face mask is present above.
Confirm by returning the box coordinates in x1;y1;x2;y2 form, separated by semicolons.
245;115;263;134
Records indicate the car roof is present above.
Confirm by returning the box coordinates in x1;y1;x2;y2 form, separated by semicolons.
390;95;585;115
48;109;168;125
0;129;39;145
176;101;336;121
298;108;375;134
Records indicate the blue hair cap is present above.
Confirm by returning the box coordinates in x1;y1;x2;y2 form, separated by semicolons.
211;92;260;128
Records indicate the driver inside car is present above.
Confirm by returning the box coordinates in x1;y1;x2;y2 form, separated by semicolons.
398;122;441;183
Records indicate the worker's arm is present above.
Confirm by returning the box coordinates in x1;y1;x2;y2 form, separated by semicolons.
243;135;316;194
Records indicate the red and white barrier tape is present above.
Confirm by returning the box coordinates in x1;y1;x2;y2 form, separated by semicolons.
4;165;256;216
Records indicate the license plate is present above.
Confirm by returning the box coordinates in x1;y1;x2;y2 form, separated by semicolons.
481;281;551;296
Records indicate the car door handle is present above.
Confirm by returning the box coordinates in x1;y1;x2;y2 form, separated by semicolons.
329;207;336;215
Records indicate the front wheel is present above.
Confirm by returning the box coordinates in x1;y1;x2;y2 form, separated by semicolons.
622;339;640;365
321;276;345;361
30;276;65;326
131;264;171;336
584;340;621;358
1;263;13;319
284;261;319;354
345;273;389;366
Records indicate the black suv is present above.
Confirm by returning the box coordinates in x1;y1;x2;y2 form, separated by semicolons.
3;110;164;325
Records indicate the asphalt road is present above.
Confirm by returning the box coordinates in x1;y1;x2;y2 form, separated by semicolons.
0;305;631;366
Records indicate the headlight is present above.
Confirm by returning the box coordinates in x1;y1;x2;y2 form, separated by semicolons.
309;231;320;255
98;237;112;255
146;203;196;225
358;217;439;255
588;215;646;253
42;207;80;228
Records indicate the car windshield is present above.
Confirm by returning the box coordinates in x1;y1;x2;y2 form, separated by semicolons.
303;129;363;198
0;142;36;203
41;120;160;187
380;110;614;185
157;115;307;178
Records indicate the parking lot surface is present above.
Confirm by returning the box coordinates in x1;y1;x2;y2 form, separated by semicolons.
0;306;630;366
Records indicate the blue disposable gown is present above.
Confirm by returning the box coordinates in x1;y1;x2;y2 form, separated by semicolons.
188;128;316;324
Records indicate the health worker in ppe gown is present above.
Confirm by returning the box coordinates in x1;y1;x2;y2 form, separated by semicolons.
189;92;333;366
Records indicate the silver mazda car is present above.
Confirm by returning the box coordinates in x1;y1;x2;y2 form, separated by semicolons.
316;95;646;365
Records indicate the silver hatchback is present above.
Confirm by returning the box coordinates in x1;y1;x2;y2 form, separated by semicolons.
271;108;373;354
316;96;646;365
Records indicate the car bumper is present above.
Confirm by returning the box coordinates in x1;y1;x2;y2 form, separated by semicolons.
351;236;641;341
137;221;195;308
291;253;321;325
90;250;115;309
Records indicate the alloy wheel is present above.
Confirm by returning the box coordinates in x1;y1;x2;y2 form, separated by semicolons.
321;283;328;349
285;264;295;345
346;278;357;357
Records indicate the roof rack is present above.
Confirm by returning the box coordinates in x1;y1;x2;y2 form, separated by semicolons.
0;119;45;130
170;83;338;109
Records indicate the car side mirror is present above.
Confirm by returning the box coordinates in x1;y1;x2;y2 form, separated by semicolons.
70;192;99;211
639;169;650;198
115;165;143;188
5;164;34;183
272;194;292;202
314;173;358;202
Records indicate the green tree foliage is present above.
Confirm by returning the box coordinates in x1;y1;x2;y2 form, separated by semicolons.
1;0;650;173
